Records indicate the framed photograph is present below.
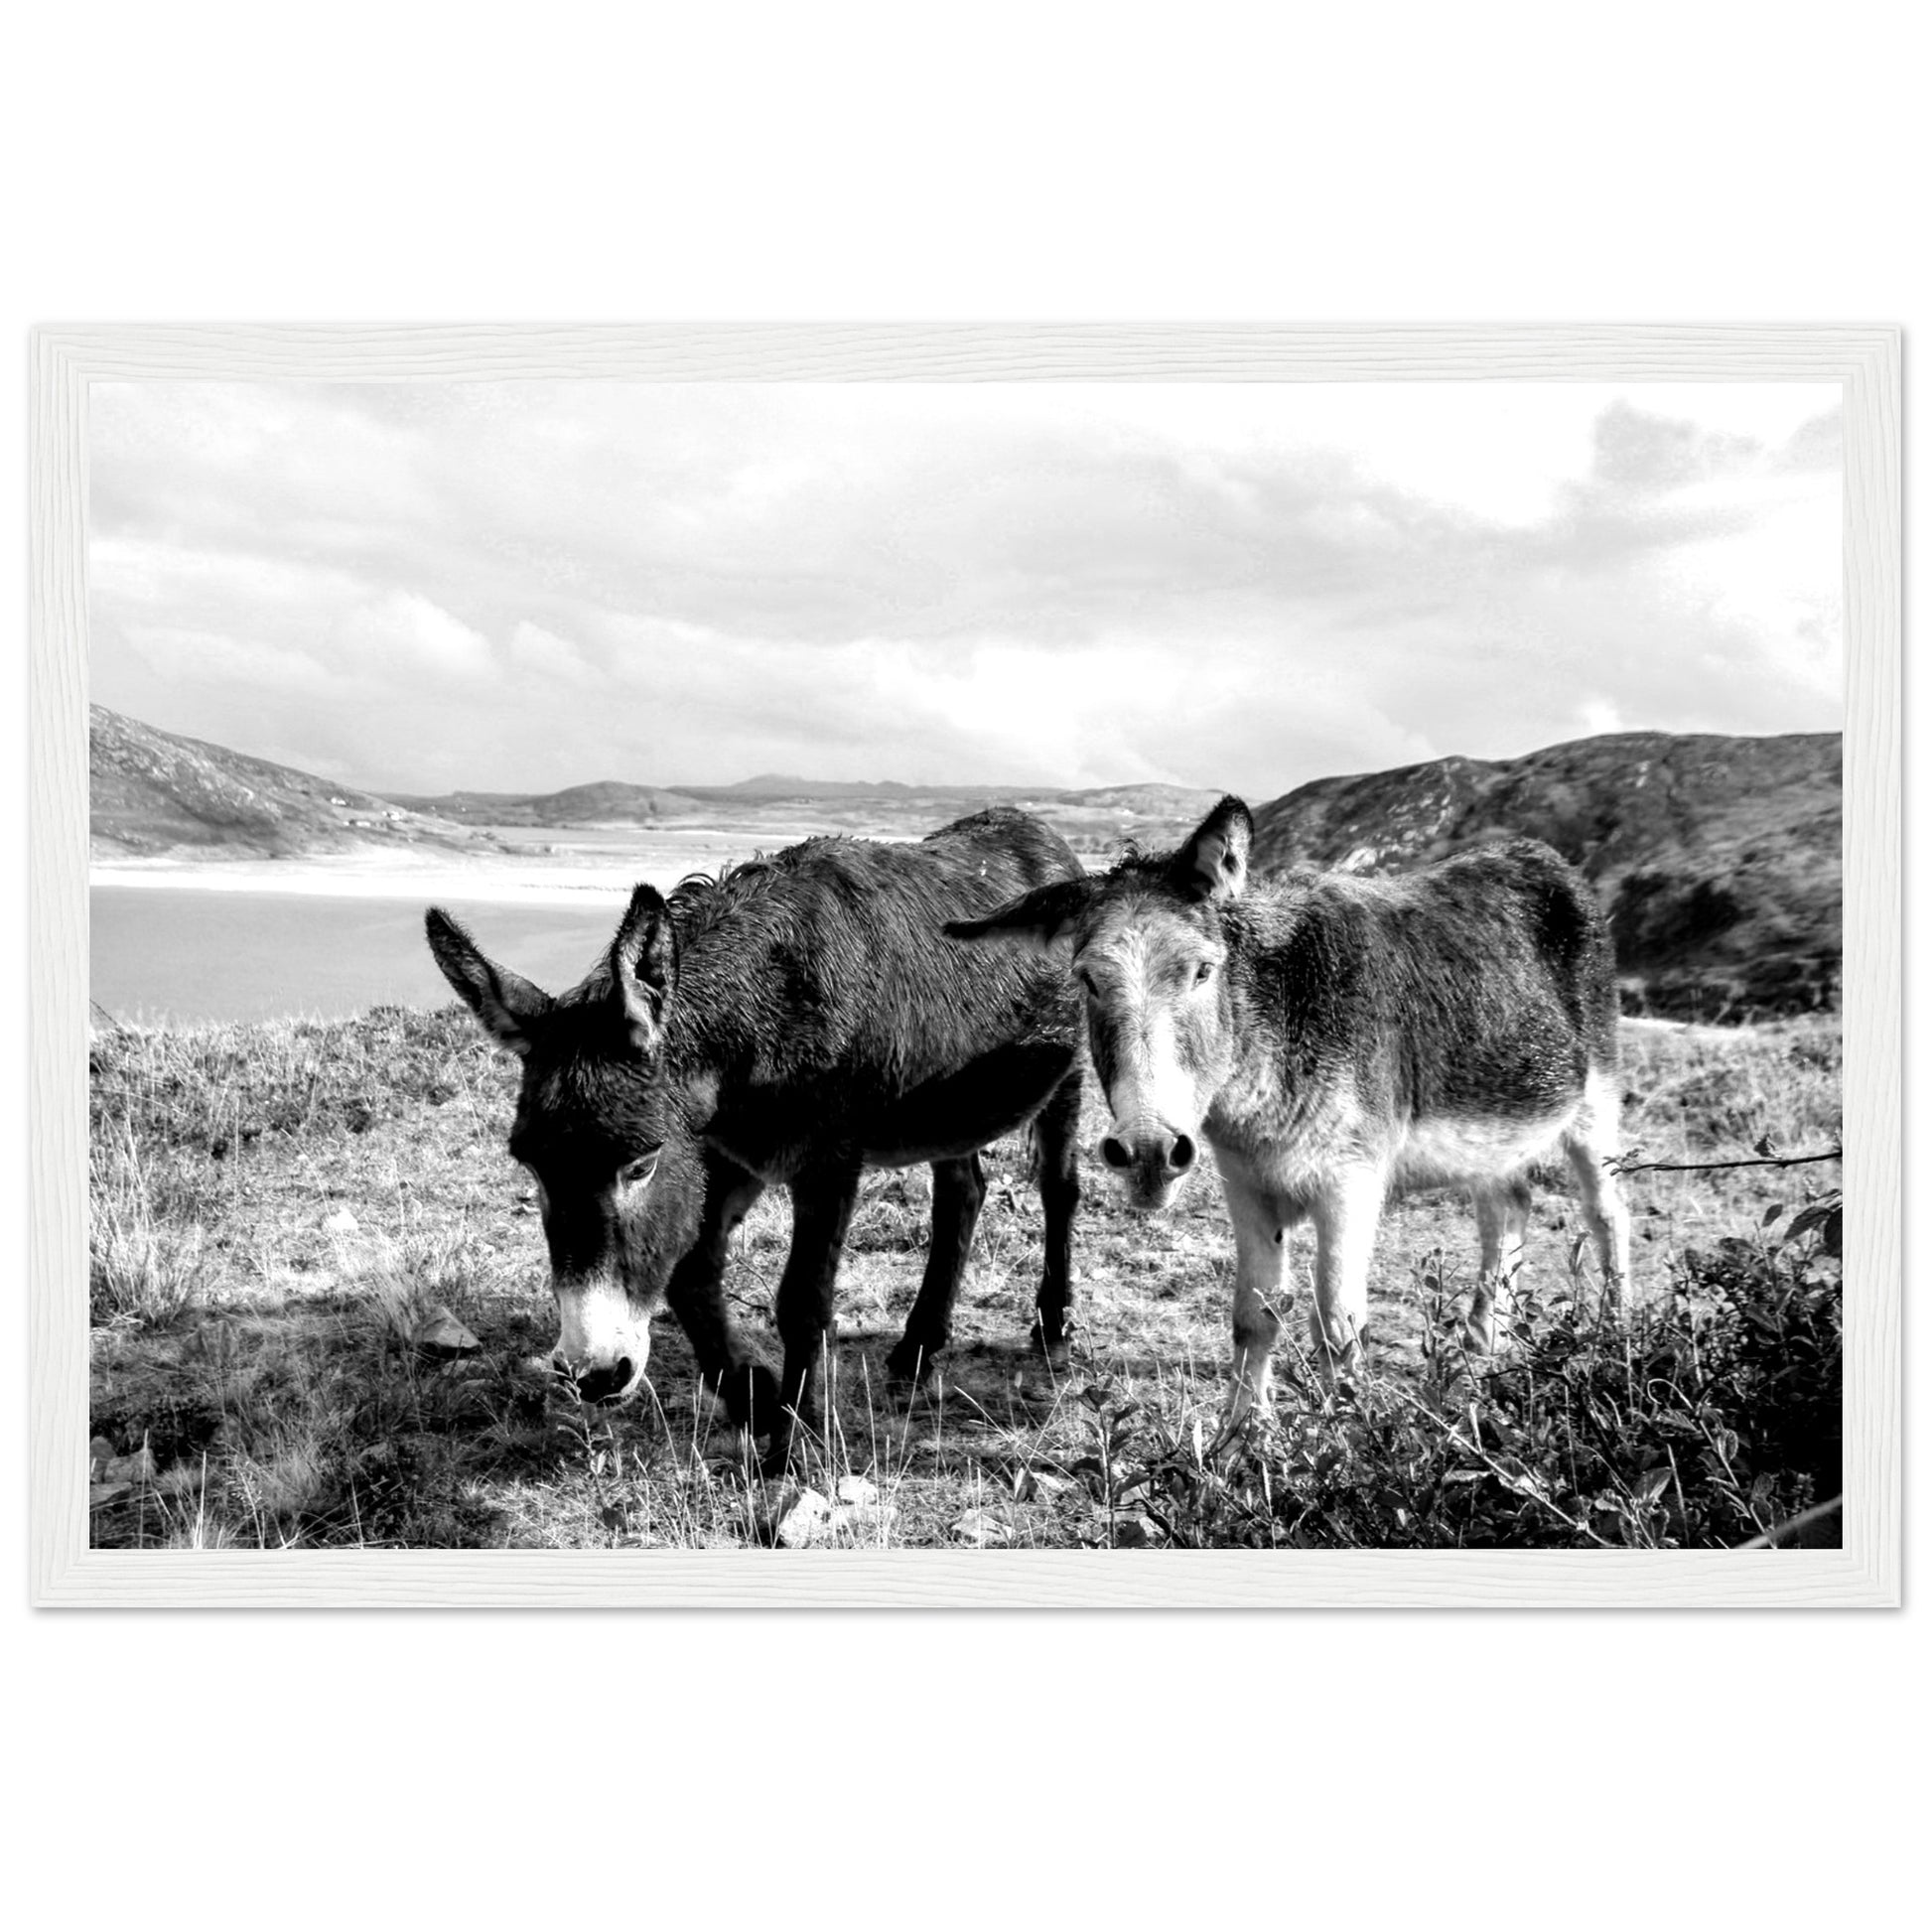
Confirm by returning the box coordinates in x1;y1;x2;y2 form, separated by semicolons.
31;324;1899;1606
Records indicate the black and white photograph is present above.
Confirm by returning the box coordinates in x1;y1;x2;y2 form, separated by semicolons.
74;360;1861;1564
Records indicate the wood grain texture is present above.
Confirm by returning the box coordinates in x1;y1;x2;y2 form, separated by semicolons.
31;324;1902;1609
1836;329;1903;1608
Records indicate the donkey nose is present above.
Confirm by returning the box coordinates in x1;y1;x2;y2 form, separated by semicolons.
564;1356;635;1405
1100;1131;1196;1177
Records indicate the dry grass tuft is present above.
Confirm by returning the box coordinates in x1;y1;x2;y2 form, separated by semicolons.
91;1117;207;1325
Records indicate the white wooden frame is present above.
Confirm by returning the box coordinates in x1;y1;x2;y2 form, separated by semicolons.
30;324;1901;1607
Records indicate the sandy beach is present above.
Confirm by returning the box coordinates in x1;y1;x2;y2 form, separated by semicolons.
88;828;775;908
91;858;640;908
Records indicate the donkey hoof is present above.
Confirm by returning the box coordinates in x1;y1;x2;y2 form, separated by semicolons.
758;1420;820;1480
1217;1387;1262;1436
721;1363;783;1435
1028;1322;1073;1372
885;1338;942;1386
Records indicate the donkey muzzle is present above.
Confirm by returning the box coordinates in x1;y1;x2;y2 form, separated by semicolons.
552;1277;651;1403
1098;1125;1198;1208
553;1352;643;1406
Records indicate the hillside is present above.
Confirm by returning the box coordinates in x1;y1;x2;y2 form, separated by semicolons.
1249;731;1842;1020
89;708;492;861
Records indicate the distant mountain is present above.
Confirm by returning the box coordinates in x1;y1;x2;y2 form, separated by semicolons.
89;707;489;860
89;707;1227;860
679;773;922;801
1060;782;1225;817
382;780;706;827
1249;731;1842;1021
390;772;1225;851
666;775;1227;813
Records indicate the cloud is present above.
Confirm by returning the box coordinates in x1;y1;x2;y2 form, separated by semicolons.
1590;398;1759;490
505;620;600;685
333;592;493;681
85;380;1844;796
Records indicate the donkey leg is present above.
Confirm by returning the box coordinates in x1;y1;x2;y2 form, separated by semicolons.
1564;1131;1632;1318
767;1163;862;1472
1564;1068;1631;1316
1220;1165;1287;1429
886;1154;987;1385
663;1152;777;1436
1029;1067;1085;1366
1309;1167;1384;1384
1464;1177;1532;1352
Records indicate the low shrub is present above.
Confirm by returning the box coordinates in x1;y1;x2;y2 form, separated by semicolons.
1088;1198;1842;1551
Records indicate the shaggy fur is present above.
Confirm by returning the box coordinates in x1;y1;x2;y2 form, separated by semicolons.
952;796;1631;1418
428;808;1085;1466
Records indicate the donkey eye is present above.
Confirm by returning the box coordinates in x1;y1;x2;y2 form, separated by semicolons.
619;1146;662;1188
1194;960;1214;986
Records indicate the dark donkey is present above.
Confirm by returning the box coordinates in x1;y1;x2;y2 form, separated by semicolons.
951;797;1630;1424
426;808;1085;1466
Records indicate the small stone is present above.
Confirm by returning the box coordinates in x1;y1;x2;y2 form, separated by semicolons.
771;1487;834;1549
88;1438;116;1478
834;1474;879;1508
90;1481;133;1508
321;1207;359;1236
1111;1515;1160;1549
413;1307;482;1359
950;1507;1012;1548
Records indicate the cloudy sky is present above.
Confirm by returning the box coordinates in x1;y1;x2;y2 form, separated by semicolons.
87;379;1843;798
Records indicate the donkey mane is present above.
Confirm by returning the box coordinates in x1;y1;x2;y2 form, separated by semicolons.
542;859;787;1014
665;856;781;941
1099;837;1189;892
665;830;946;945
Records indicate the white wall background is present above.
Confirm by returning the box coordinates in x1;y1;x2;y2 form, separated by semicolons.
5;5;1922;1926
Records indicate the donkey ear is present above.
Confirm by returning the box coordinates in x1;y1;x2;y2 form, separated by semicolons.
425;907;553;1057
610;883;677;1051
1173;796;1253;902
946;877;1093;953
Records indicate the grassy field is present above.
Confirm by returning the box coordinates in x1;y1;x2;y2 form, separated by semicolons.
86;1005;1843;1552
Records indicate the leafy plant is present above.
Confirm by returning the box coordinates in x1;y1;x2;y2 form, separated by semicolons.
1082;1189;1842;1552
